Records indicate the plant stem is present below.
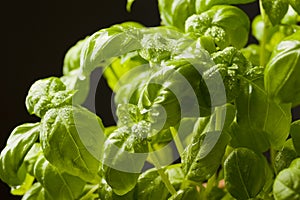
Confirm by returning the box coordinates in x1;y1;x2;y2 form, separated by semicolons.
149;144;177;195
79;184;99;200
170;126;184;155
214;107;223;131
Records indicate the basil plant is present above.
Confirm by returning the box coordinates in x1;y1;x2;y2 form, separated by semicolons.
1;0;300;199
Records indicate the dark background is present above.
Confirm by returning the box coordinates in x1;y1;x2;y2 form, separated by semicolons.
1;0;299;199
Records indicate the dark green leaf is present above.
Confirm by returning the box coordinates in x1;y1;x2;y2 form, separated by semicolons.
274;139;298;174
40;105;104;183
290;120;300;155
0;123;39;186
262;0;289;25
224;148;266;199
273;158;300;200
25;77;76;118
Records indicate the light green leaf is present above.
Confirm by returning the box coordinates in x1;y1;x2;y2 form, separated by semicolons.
0;123;39;186
25;77;76;118
33;154;86;200
158;0;196;30
135;164;184;199
40;105;104;183
22;183;45;200
290;0;300;15
168;186;200;200
102;124;149;195
185;5;250;49
195;0;256;13
224;148;267;199
265;31;300;107
234;77;291;151
273;158;300;200
79;22;143;79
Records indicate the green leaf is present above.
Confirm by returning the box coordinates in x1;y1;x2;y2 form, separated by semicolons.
79;22;143;79
103;52;147;92
168;186;200;200
224;148;267;199
185;5;250;49
262;0;289;25
290;120;300;155
135;164;184;199
25;77;76;118
241;44;261;66
33;153;86;200
265;31;300;107
273;158;300;200
40;105;104;183
233;77;291;151
290;0;300;15
23;144;42;176
60;69;90;105
0;123;39;186
22;183;45;200
195;0;256;13
63;38;88;75
158;0;196;30
274;139;298;174
102;124;149;195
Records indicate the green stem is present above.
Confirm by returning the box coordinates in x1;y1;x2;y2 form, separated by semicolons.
148;144;177;195
259;0;271;67
170;127;184;155
214;107;223;131
79;184;99;200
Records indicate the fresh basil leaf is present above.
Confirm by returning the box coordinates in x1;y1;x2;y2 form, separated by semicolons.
234;77;291;151
102;124;149;195
185;5;250;49
195;0;256;13
158;0;196;30
25;77;76;118
103;52;147;92
169;186;200;200
290;120;300;155
135;164;184;199
224;148;267;199
22;183;45;200
290;0;300;15
23;144;42;177
203;47;251;104
40;105;104;183
273;158;300;200
63;38;88;75
60;69;90;105
241;44;261;66
0;123;39;186
79;22;143;79
274;139;298;174
33;154;86;200
265;31;300;107
262;0;289;25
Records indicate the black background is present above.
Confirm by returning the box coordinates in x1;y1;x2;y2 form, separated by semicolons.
1;0;299;199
